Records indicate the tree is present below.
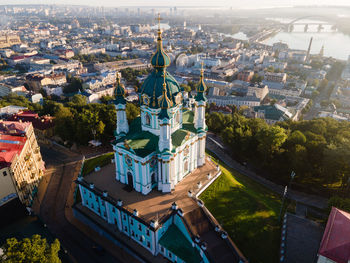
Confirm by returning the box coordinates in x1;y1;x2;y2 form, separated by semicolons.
251;74;263;84
126;103;140;123
0;235;61;263
63;77;82;94
70;94;87;107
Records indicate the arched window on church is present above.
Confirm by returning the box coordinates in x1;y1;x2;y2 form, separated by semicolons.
175;111;180;124
145;113;151;126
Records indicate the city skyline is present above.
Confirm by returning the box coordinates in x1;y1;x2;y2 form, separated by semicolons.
3;0;350;8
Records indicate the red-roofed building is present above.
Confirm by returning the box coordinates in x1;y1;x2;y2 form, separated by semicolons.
7;110;55;143
318;207;350;263
0;121;45;207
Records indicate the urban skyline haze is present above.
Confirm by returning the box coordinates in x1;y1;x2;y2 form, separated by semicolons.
3;0;350;7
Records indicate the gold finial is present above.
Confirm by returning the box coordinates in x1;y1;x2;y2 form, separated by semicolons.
116;72;120;83
156;13;162;31
162;70;167;92
200;61;204;78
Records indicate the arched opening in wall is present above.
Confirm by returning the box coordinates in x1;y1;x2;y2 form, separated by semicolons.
126;171;133;191
184;159;189;174
151;172;157;188
145;113;151;126
175;111;180;125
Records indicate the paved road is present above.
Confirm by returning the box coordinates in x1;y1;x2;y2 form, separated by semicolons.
206;133;328;209
38;145;120;263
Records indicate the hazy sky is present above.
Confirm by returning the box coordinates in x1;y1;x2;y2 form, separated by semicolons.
3;0;350;7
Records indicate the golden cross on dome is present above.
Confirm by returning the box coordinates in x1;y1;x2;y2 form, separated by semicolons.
200;61;205;75
156;13;162;31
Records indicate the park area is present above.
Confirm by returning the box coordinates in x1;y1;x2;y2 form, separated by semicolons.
200;153;282;263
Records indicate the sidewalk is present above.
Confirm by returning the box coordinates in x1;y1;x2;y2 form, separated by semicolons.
206;135;328;209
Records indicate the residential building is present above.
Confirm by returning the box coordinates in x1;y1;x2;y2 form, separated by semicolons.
252;104;293;124
0;121;45;207
264;72;287;83
237;70;254;82
0;34;21;48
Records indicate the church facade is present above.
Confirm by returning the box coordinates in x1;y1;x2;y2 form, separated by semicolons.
112;26;207;195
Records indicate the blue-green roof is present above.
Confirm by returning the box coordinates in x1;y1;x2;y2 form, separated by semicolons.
159;225;201;263
150;31;171;69
114;77;126;105
195;71;207;102
140;70;181;108
254;104;292;121
114;110;197;157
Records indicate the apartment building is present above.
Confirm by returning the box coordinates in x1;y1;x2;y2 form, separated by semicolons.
0;121;45;207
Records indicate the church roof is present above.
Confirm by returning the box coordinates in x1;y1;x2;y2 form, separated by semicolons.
140;24;181;109
114;75;126;105
150;29;171;69
113;110;197;157
159;224;202;263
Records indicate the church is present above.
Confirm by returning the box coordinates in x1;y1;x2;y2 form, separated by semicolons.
113;24;207;195
74;17;247;263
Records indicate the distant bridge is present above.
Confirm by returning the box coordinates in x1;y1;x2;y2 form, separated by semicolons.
284;16;336;32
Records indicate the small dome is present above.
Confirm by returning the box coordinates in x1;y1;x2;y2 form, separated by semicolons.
114;75;126;105
150;30;171;69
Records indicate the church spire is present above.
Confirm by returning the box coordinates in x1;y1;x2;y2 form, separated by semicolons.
195;62;207;102
114;73;126;105
150;13;171;70
159;72;172;119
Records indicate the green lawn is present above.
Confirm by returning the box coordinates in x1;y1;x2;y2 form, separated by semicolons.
200;153;281;263
82;152;114;176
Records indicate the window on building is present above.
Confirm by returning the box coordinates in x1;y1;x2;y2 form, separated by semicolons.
123;214;126;220
112;207;115;213
138;224;141;231
95;196;98;202
161;246;164;253
131;231;134;237
103;211;107;218
3;171;7;176
124;226;127;232
139;236;142;242
130;219;133;225
168;252;172;258
89;192;92;198
146;229;150;236
101;200;105;205
147;241;150;248
145;113;151;126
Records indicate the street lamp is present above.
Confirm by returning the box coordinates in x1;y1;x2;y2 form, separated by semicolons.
278;171;296;221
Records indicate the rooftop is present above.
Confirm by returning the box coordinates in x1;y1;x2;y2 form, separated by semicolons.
114;110;197;158
319;207;350;263
80;158;246;262
0;134;26;168
83;158;217;223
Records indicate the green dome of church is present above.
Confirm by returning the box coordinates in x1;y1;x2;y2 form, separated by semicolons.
150;31;171;69
140;27;181;108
